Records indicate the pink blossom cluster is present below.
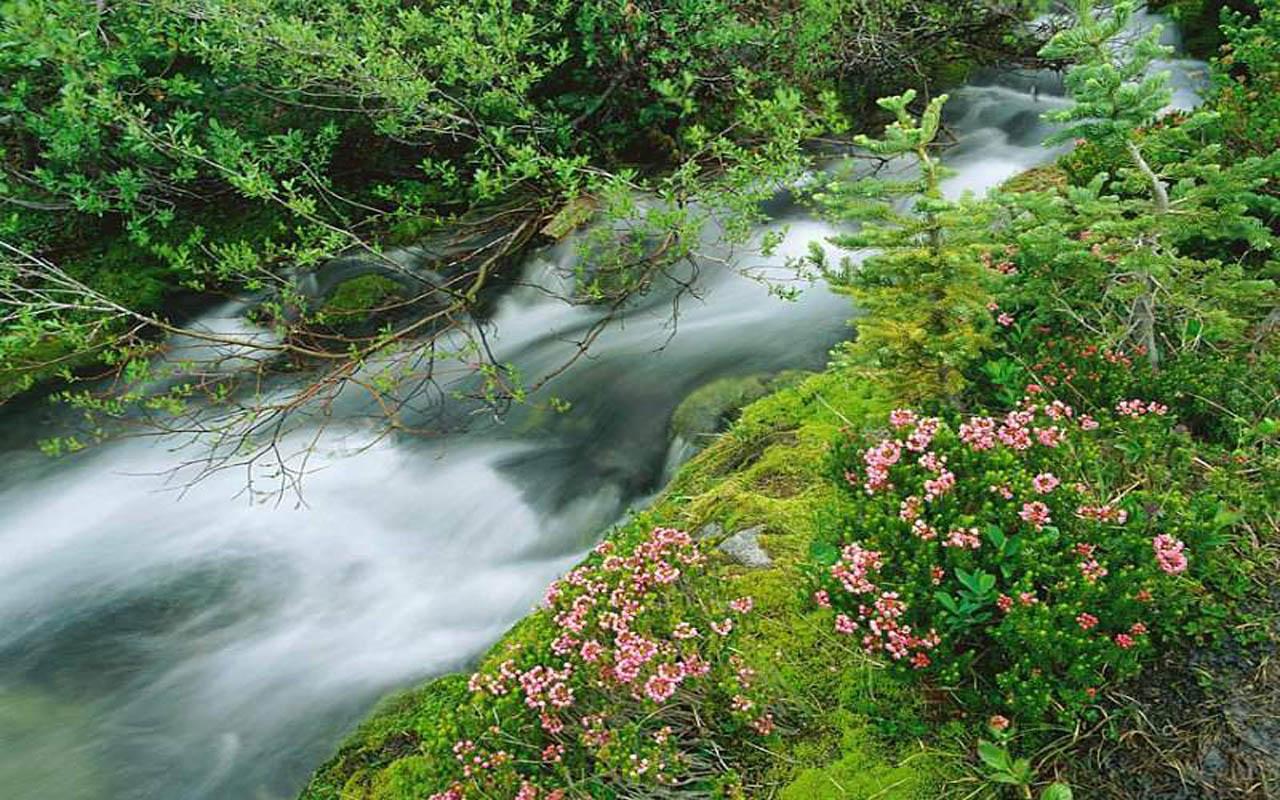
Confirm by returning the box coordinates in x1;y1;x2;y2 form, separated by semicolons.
1153;534;1188;575
1019;501;1052;530
1031;472;1060;494
820;403;1194;711
828;542;939;667
1116;399;1169;417
448;527;768;797
942;527;981;549
861;439;902;495
1076;504;1128;524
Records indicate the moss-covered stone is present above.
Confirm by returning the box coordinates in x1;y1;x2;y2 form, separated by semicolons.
669;370;812;448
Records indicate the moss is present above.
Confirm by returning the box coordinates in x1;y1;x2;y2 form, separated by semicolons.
318;275;406;320
670;370;811;446
778;719;941;800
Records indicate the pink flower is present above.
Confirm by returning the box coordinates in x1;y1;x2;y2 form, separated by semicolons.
1018;591;1038;606
930;566;945;585
731;694;754;712
1114;633;1135;649
1076;504;1128;524
1031;472;1060;494
710;618;734;636
516;781;539;800
942;527;982;549
580;639;604;661
1079;415;1100;430
1019;501;1052;530
1153;534;1188;575
1129;622;1148;636
1117;399;1169;417
889;408;918;428
1077;612;1099;631
751;713;776;735
1079;558;1108;583
989;715;1011;733
997;594;1014;613
899;495;923;522
997;312;1015;327
960;417;998;450
813;589;831;608
911;519;938;541
542;743;565;763
643;675;678;703
910;651;931;669
671;622;699;640
834;613;857;634
1034;426;1065;447
1044;401;1074;420
923;469;957;501
729;596;754;615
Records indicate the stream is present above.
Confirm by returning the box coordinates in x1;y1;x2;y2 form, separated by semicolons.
0;13;1204;800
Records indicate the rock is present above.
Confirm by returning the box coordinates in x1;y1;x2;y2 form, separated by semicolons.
717;524;772;568
695;521;723;542
670;371;810;447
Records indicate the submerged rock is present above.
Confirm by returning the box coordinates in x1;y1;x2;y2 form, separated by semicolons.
717;524;772;568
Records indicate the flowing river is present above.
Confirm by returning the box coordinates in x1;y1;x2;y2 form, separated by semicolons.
0;13;1204;800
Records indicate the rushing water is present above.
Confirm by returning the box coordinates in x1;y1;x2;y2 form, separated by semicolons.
0;13;1205;800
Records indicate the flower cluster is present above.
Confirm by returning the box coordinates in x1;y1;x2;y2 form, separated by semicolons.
430;527;771;798
819;401;1203;721
827;543;941;667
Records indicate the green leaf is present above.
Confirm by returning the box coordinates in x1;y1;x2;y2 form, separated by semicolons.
977;741;1012;772
1041;783;1074;800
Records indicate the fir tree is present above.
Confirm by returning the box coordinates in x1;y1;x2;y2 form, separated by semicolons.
808;90;998;404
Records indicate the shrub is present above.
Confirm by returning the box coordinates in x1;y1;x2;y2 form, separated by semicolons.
812;401;1225;721
422;526;773;799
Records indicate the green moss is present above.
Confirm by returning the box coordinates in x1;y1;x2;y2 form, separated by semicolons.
670;370;811;446
319;275;405;320
779;719;940;800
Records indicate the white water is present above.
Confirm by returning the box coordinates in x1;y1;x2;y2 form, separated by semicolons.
0;15;1205;800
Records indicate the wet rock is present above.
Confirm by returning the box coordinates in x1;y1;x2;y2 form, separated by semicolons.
717;525;771;568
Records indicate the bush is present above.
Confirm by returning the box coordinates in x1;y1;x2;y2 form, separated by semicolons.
416;525;773;799
812;401;1229;721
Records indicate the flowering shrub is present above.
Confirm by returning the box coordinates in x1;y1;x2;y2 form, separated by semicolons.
427;526;771;799
814;401;1216;720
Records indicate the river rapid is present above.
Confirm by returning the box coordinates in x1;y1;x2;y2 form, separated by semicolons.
0;13;1205;800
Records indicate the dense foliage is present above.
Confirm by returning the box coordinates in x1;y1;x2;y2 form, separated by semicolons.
0;0;1032;415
